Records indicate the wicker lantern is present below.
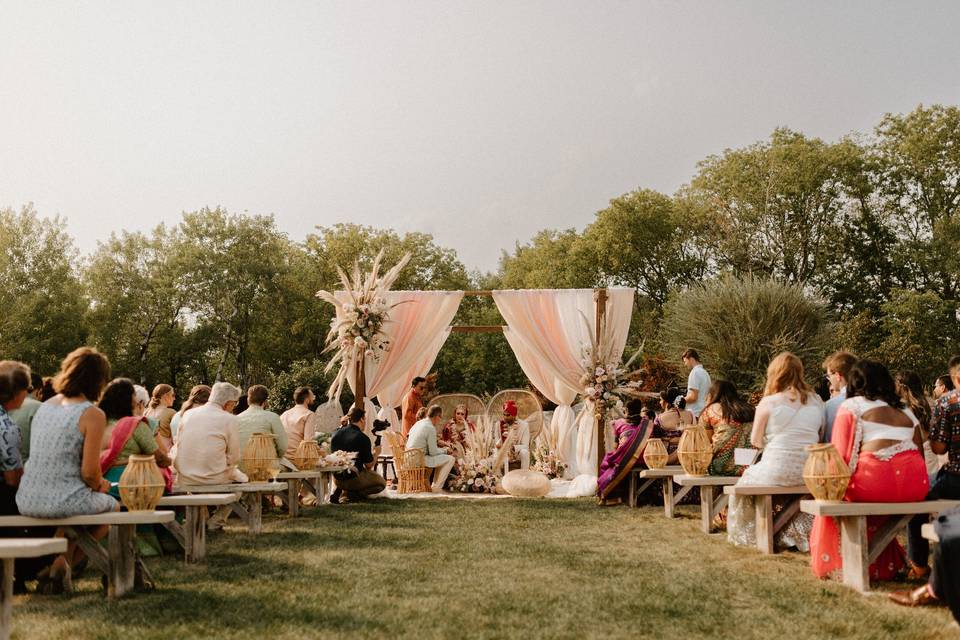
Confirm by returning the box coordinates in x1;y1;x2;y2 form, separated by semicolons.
803;443;851;501
292;439;321;471
118;455;165;511
677;425;712;476
643;438;668;469
242;433;279;481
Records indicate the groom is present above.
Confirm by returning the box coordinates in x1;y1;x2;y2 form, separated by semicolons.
498;401;530;473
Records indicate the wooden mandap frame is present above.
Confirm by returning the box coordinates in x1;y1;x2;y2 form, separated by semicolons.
351;288;612;476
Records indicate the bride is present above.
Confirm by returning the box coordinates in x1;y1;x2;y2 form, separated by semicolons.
727;352;824;551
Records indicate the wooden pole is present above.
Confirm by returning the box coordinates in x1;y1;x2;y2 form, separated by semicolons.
353;353;366;410
595;288;607;477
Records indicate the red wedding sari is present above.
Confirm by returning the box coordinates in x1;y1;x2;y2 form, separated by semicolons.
809;398;929;581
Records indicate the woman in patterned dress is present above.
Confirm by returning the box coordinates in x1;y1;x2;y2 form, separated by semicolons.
17;347;118;594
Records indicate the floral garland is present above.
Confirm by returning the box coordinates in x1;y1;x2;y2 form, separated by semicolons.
315;250;412;401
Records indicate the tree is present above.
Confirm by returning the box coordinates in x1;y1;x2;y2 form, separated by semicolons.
0;204;88;374
685;128;861;284
498;229;598;290
85;225;190;385
660;275;832;392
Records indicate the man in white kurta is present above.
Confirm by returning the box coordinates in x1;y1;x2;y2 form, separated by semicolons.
498;400;530;473
405;406;455;492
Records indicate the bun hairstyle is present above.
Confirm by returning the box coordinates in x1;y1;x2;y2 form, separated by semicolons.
847;359;904;409
0;361;31;405
625;398;645;423
149;384;174;409
660;387;686;410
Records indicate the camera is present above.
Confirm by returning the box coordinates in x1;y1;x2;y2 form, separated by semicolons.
371;418;390;446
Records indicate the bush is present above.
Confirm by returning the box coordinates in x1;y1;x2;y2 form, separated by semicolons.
268;359;346;413
660;275;832;392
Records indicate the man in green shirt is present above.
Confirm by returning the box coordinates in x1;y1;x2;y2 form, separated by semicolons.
8;374;42;461
236;385;287;459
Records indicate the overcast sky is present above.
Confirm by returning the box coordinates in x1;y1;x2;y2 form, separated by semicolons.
2;1;959;272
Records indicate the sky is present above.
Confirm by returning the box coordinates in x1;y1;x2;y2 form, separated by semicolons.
2;1;959;273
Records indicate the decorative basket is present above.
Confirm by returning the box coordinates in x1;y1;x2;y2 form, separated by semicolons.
292;439;321;470
118;455;165;511
677;425;712;476
643;438;668;469
242;433;279;481
803;443;851;501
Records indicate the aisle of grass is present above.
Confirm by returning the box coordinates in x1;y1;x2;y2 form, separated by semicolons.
14;499;958;639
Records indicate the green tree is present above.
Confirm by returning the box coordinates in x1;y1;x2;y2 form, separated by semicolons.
0;204;88;374
498;229;598;289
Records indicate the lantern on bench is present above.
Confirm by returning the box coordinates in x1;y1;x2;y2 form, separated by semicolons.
803;443;850;501
119;455;165;511
677;425;712;476
643;438;668;469
242;433;279;481
292;439;321;471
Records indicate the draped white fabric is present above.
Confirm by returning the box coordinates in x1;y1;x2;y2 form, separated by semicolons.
336;291;464;452
493;288;634;497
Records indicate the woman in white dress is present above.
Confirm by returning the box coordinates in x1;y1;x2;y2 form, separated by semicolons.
727;352;825;551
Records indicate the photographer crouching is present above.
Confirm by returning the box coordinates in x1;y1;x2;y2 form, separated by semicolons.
329;407;387;504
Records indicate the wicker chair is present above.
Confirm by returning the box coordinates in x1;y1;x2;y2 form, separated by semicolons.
430;394;486;424
396;449;430;494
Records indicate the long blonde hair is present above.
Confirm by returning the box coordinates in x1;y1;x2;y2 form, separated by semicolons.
763;352;812;403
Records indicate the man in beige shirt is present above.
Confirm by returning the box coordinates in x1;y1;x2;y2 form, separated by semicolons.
280;386;318;459
173;382;248;486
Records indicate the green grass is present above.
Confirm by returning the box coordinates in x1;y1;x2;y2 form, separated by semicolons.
14;500;959;639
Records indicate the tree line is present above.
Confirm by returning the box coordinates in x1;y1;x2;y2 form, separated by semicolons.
2;104;958;404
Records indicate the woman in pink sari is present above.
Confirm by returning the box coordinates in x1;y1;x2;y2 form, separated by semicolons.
810;360;929;581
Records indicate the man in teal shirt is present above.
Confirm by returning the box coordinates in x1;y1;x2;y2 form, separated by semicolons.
236;385;287;459
8;374;42;461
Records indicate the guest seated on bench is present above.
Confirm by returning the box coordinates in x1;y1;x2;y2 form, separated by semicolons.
652;388;694;465
172;382;248;486
728;353;823;551
99;378;172;499
698;380;755;477
236;385;287;460
16;347;118;594
330;407;386;503
810;359;929;582
169;384;211;443
597;399;653;506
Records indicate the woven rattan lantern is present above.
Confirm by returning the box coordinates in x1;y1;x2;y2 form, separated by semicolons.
118;455;165;511
643;438;669;469
677;425;712;476
242;433;279;481
803;443;851;501
292;439;321;471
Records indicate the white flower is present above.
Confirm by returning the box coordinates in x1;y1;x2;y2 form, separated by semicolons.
595;366;605;376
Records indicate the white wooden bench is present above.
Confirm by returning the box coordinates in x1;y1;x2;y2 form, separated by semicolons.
277;466;342;515
0;511;173;598
723;484;810;553
172;482;287;535
799;499;960;592
0;538;67;640
674;475;740;533
629;466;688;515
156;494;239;563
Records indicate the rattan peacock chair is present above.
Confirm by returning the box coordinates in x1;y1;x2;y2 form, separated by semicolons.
486;389;544;441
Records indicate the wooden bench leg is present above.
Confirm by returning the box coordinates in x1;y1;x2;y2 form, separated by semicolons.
68;527;110;585
663;480;675;518
868;515;912;565
628;472;637;508
0;558;12;640
755;495;775;554
320;473;331;504
108;524;136;598
839;516;869;593
288;480;300;518
700;486;715;533
245;493;263;534
184;505;207;563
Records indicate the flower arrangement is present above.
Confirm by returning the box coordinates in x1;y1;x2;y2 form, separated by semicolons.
576;312;643;415
315;249;412;401
449;414;502;494
532;443;567;479
322;449;357;471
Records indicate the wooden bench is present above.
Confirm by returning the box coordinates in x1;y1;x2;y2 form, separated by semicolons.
172;482;287;535
629;466;688;515
723;484;810;553
0;511;173;598
799;499;960;592
674;475;740;533
0;538;67;640
156;494;239;563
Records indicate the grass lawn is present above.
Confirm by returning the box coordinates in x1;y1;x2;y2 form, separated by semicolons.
14;499;959;639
